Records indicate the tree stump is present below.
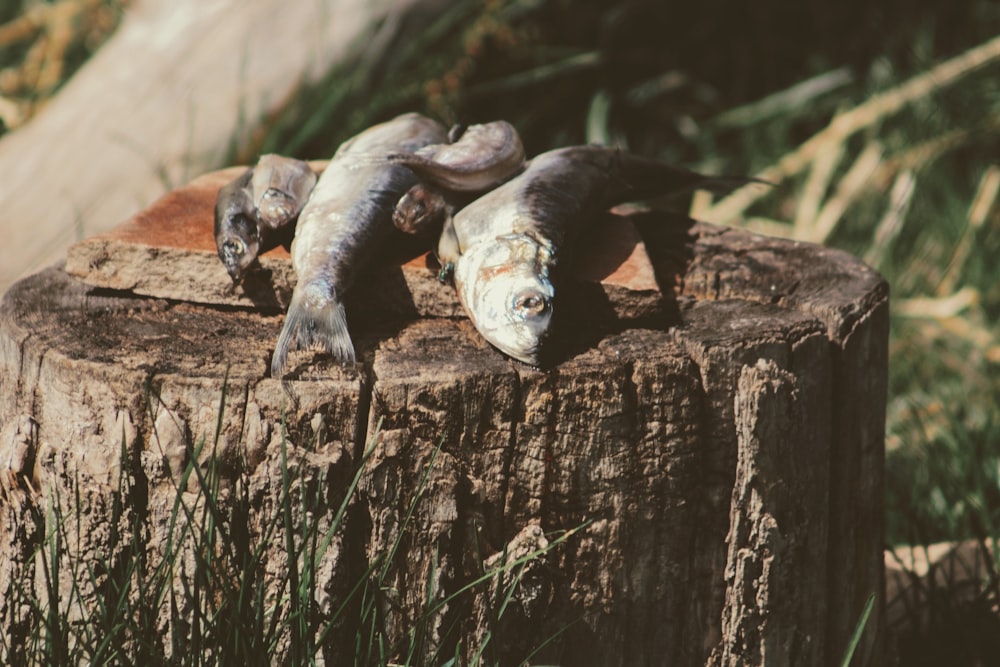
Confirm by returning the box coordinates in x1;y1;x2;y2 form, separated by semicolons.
0;169;888;666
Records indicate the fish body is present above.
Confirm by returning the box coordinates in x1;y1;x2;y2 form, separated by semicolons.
386;120;525;192
390;121;525;238
214;155;317;283
270;112;448;377
444;145;756;365
214;167;258;283
251;154;317;230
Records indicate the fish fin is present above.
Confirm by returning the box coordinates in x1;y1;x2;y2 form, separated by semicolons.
435;215;461;284
437;215;461;263
437;262;455;284
270;287;355;377
447;123;467;143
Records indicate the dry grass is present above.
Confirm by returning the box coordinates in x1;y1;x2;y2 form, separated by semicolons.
0;0;127;131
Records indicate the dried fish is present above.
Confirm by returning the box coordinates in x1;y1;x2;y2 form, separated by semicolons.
270;113;448;376
442;146;759;365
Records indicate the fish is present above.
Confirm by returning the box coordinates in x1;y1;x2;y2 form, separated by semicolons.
392;183;452;235
214;155;317;284
213;167;257;283
440;145;763;366
390;120;526;236
270;112;449;377
251;154;317;230
385;120;525;192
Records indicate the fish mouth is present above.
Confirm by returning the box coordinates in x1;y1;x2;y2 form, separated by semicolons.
223;252;265;289
225;264;250;291
221;250;244;284
453;241;556;366
496;327;551;367
487;314;555;367
223;255;248;286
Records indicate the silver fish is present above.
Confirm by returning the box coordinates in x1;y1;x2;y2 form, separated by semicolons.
214;155;316;284
441;146;759;366
270;112;448;377
390;121;526;237
385;120;525;192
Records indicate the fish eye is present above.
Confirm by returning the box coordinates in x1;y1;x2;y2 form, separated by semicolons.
223;238;246;256
513;291;550;317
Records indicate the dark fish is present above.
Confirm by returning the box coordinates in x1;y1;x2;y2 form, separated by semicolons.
214;155;317;284
270;113;448;377
440;146;762;365
213;167;257;284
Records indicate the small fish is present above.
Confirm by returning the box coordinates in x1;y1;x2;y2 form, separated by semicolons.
251;154;317;230
441;146;761;366
392;183;451;235
214;155;317;284
270;112;449;377
390;120;525;240
214;167;257;283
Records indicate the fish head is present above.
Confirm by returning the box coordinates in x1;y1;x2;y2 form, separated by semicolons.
251;155;316;230
393;184;448;235
454;232;556;366
256;189;298;229
214;183;260;284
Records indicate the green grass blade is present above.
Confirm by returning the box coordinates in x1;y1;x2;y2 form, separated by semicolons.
839;592;876;667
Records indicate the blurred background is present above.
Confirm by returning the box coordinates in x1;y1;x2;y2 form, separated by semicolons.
1;0;999;662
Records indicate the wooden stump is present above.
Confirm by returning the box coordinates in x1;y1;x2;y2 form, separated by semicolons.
0;172;888;665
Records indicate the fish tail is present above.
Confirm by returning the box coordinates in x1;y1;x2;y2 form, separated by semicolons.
606;149;770;203
270;285;355;377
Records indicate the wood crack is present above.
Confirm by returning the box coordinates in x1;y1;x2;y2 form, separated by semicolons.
0;217;889;665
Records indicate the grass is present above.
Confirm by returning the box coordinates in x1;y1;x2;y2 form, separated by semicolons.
2;0;1000;664
253;3;1000;662
0;0;126;133
0;382;576;665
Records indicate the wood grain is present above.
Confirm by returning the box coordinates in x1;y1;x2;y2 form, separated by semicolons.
0;212;889;665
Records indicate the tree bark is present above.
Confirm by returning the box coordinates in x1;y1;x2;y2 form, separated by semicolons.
0;183;888;664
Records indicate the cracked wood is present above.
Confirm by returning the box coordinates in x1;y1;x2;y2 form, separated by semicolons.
0;210;888;666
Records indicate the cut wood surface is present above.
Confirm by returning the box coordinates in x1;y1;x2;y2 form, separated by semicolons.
0;191;889;665
64;164;661;321
0;0;426;297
